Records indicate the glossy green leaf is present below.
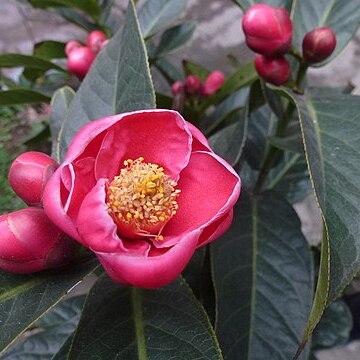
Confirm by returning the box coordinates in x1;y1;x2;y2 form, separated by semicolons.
29;0;100;19
33;41;66;60
50;86;76;162
138;0;187;39
311;299;352;351
231;0;292;11
52;334;74;360
265;152;311;204
60;0;155;160
211;192;313;360
0;54;65;72
285;91;360;352
2;296;85;360
209;111;247;166
155;22;196;57
291;0;360;64
0;89;50;106
200;62;257;111
54;7;97;32
67;275;222;359
0;258;99;355
154;58;184;84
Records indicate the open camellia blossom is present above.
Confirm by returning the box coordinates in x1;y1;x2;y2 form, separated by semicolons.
43;110;240;288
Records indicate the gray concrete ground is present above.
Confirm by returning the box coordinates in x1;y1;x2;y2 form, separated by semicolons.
0;1;359;359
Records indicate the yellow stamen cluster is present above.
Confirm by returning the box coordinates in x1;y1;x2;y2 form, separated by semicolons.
107;157;180;241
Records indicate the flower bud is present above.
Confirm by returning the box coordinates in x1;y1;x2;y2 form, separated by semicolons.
254;54;290;86
87;30;107;53
242;4;292;56
171;81;184;96
0;208;76;273
302;27;336;64
184;75;202;94
201;71;225;96
100;39;109;51
8;151;58;206
66;46;96;79
65;40;82;56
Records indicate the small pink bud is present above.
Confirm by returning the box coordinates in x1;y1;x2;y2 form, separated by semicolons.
302;27;337;64
171;81;184;96
242;4;292;56
0;208;76;273
8;152;58;206
87;30;107;53
65;40;82;56
201;71;225;96
184;75;202;94
254;54;290;86
66;46;96;79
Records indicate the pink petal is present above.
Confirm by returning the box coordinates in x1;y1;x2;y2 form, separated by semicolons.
161;151;240;245
186;121;212;152
43;166;80;241
96;228;199;288
94;110;192;181
76;179;151;254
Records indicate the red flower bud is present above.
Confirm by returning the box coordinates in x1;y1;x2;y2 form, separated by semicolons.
171;81;184;96
8;152;58;206
0;208;76;273
87;30;107;53
302;27;337;64
254;54;290;86
66;46;96;79
184;75;202;94
65;40;82;56
242;4;292;56
201;71;225;96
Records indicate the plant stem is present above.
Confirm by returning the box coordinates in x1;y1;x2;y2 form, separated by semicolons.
253;61;307;194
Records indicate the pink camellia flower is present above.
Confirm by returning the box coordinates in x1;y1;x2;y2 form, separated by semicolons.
43;110;240;288
87;30;107;53
66;46;96;79
171;81;184;96
0;207;76;273
65;40;82;56
242;4;293;56
202;71;225;96
8;151;58;206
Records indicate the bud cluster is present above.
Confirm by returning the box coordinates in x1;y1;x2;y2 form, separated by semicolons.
66;30;109;79
171;71;225;98
242;4;337;86
0;152;76;274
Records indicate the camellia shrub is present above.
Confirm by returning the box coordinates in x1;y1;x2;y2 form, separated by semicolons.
0;0;360;359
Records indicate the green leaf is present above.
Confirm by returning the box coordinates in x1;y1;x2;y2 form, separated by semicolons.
50;86;76;162
53;7;98;32
67;275;222;359
200;62;257;111
138;0;187;39
29;0;100;19
285;91;360;351
211;192;313;360
291;0;360;64
311;299;352;351
231;0;292;11
0;54;65;72
209;111;248;166
265;152;312;204
155;22;196;57
33;41;66;60
154;58;184;84
0;89;50;106
52;334;74;360
2;296;85;360
0;257;99;355
60;0;155;161
182;60;210;82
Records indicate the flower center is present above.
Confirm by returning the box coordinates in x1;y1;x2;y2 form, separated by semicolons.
106;157;180;241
